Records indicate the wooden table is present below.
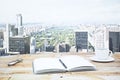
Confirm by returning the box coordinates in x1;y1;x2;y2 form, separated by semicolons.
0;52;120;80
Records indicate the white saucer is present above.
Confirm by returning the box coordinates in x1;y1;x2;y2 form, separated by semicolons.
90;56;114;62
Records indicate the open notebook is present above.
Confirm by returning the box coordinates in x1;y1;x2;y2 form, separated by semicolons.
32;55;96;74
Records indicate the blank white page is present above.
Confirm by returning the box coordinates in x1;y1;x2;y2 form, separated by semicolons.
60;55;95;70
33;58;66;73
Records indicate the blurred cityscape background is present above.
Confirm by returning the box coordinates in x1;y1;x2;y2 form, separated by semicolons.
0;14;120;56
0;0;120;56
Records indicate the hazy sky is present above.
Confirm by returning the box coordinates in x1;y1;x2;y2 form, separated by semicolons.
0;0;120;24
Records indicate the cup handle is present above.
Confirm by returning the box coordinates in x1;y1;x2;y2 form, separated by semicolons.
109;50;113;56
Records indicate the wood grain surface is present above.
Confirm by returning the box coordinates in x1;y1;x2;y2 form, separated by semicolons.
0;52;120;80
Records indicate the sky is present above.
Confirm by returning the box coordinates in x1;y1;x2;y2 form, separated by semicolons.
0;0;120;24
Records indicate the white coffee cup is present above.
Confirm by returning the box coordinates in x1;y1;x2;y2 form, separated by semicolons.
95;48;112;60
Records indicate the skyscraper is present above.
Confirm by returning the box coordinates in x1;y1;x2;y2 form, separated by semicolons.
16;14;23;36
16;14;22;27
4;24;10;52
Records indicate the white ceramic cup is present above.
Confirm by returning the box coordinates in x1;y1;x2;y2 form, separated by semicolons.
95;48;112;60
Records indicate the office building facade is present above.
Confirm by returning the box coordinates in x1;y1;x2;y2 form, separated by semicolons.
109;32;120;52
9;36;30;54
75;31;88;52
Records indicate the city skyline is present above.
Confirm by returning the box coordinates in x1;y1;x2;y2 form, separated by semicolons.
0;0;120;25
